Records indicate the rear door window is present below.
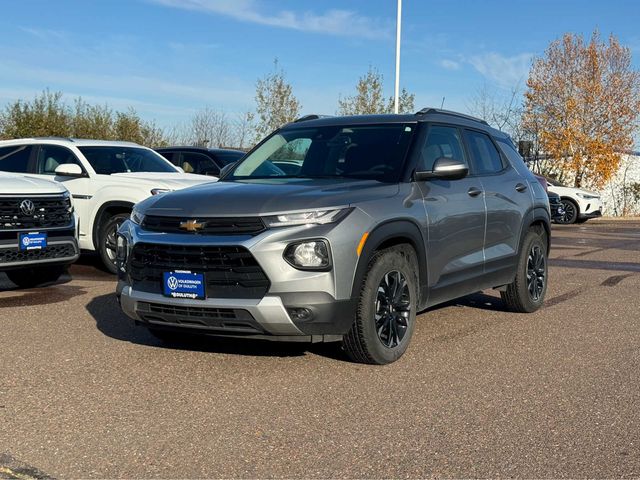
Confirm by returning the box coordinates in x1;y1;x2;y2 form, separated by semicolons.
464;130;505;174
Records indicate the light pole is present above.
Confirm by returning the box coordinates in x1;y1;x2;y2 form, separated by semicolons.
393;0;402;114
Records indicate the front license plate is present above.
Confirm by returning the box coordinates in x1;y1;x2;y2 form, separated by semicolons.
19;232;47;251
163;270;206;299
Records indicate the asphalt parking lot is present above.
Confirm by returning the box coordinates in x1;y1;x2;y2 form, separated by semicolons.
1;220;639;479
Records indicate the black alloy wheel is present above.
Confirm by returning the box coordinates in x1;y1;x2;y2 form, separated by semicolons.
374;270;411;349
527;244;546;301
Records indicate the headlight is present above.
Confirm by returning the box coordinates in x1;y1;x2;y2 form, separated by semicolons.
151;188;172;196
284;240;331;270
264;208;351;228
130;206;145;225
62;191;74;213
576;193;600;200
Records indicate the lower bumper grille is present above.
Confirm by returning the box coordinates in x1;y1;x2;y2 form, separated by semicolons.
0;243;77;264
137;301;263;333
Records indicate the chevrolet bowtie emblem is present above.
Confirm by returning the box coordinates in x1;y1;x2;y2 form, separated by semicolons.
179;219;205;232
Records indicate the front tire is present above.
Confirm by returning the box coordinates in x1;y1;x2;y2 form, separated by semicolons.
501;230;548;312
342;245;418;365
98;213;129;274
6;265;66;288
558;199;578;224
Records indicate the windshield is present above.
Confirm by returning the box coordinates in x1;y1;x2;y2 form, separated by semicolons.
78;146;177;174
227;124;416;182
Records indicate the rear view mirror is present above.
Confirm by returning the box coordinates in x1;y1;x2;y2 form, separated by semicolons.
414;157;468;181
55;163;84;177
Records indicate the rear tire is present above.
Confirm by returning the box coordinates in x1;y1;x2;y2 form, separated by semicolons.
98;213;129;274
6;265;66;288
501;230;548;313
342;245;418;365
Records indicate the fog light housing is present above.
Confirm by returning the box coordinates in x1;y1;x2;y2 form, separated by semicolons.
284;240;331;270
116;235;128;271
287;307;314;322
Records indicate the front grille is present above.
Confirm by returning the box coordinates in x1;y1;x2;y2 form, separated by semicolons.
0;196;72;230
137;302;263;333
142;215;265;235
129;243;270;299
0;243;77;264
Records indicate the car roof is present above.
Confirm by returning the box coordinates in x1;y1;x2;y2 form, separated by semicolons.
156;146;245;155
0;137;142;148
282;109;508;139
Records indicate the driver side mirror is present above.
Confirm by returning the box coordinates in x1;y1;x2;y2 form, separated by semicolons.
219;162;237;178
414;157;468;181
55;163;85;178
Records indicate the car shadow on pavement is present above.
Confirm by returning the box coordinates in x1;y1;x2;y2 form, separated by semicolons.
0;270;73;294
423;291;510;313
86;293;346;360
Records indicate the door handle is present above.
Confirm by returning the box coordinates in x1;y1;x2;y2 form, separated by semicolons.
467;187;483;197
515;183;528;192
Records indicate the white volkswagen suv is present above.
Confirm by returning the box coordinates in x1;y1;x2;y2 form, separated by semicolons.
0;138;215;272
0;171;79;287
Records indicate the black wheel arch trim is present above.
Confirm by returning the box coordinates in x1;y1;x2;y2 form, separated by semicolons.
518;206;551;254
92;201;134;249
560;196;580;212
350;219;429;310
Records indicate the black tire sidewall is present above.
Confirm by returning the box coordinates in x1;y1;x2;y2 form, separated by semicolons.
356;248;418;364
98;213;129;274
560;199;578;224
516;232;548;312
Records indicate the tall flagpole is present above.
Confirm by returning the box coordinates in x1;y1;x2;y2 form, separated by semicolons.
394;0;402;114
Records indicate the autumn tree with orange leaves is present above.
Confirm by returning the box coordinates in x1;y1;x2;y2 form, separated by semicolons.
523;31;640;189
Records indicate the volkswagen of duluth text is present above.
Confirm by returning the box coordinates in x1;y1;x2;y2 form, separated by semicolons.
163;270;206;299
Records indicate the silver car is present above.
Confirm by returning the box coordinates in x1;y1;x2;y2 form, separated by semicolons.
116;109;551;364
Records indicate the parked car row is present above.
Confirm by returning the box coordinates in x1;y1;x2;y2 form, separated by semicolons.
0;139;248;272
0;109;604;363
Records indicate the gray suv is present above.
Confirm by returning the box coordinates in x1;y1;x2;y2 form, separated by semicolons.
115;109;550;364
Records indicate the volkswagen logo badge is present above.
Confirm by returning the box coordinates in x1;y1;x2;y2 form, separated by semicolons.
20;199;35;216
167;276;179;291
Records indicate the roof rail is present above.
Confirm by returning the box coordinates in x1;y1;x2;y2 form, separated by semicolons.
31;136;75;141
415;108;489;126
293;114;332;123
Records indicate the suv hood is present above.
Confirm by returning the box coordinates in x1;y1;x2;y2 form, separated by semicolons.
110;172;216;189
143;179;400;216
2;172;67;195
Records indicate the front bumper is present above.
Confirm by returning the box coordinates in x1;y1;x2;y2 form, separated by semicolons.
117;281;356;342
577;198;603;219
115;214;368;341
0;220;79;270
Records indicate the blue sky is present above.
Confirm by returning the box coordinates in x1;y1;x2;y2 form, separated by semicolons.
1;0;638;128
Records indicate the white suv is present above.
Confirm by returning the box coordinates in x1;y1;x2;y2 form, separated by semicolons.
0;138;214;272
0;171;79;287
545;177;603;224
